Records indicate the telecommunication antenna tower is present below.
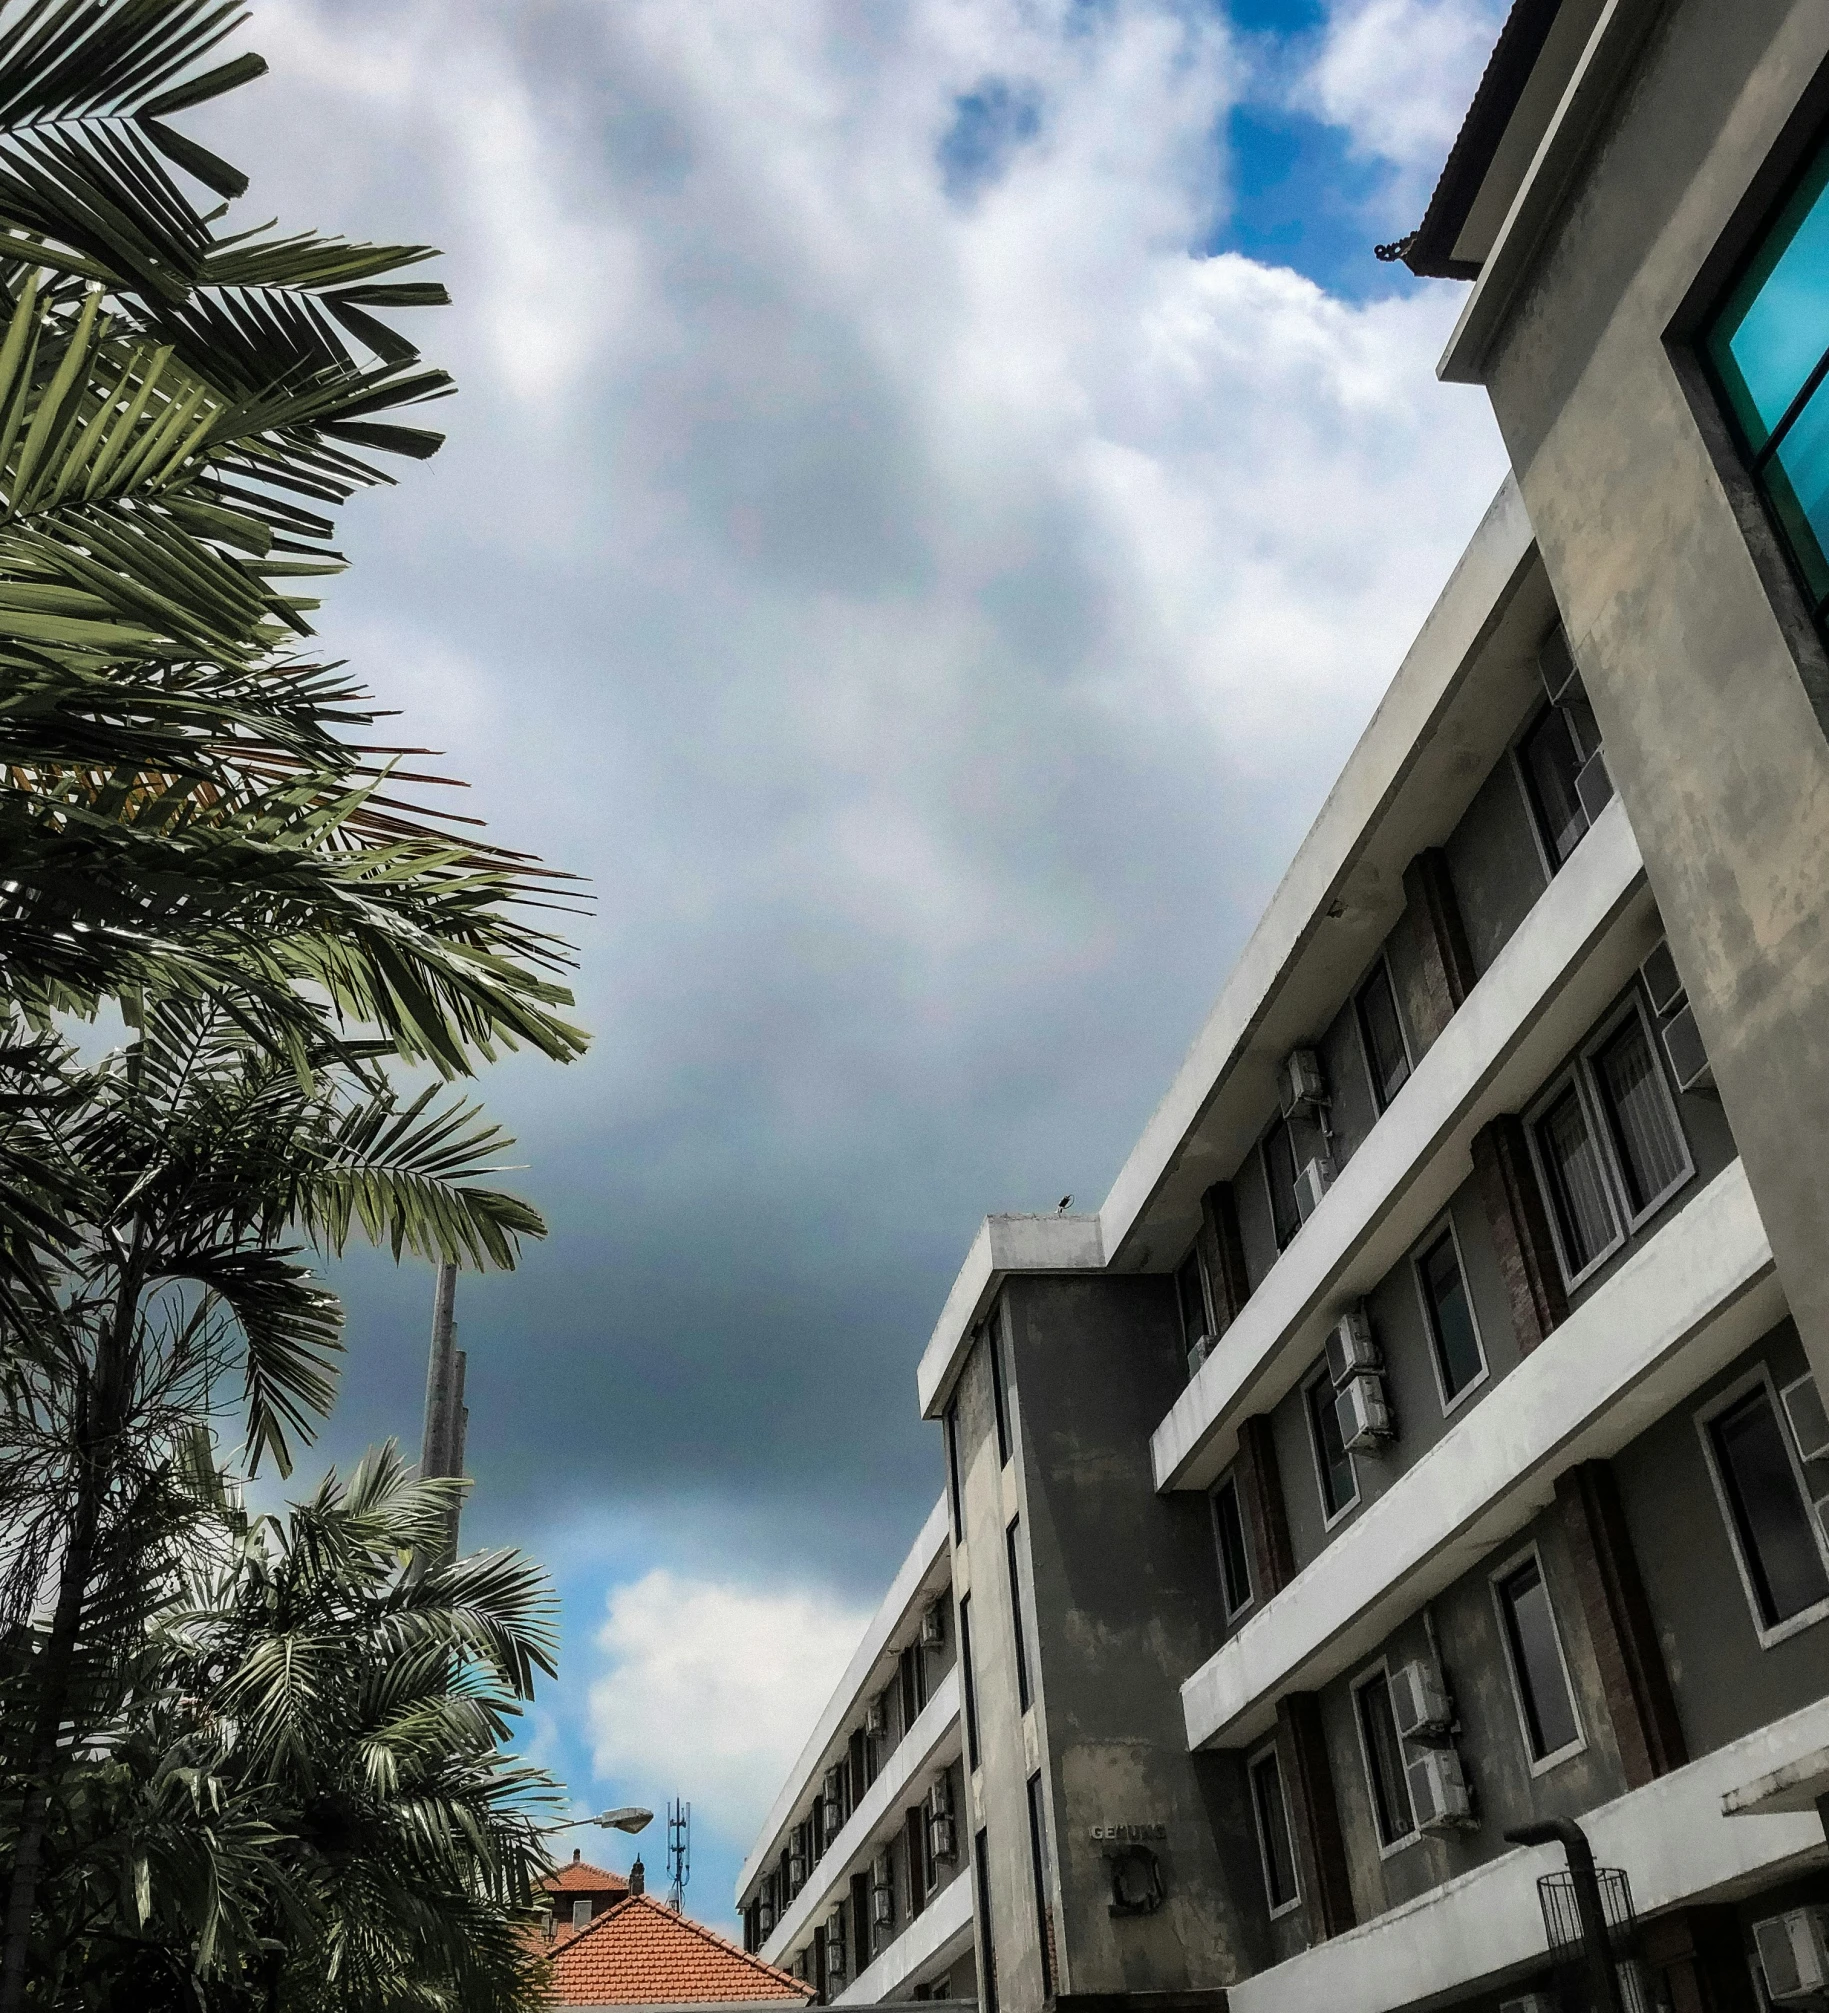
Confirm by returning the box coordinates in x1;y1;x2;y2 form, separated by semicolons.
666;1799;690;1913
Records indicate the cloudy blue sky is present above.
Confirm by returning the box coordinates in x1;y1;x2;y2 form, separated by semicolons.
197;0;1512;1924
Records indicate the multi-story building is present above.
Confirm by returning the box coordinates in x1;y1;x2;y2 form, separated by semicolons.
740;2;1829;2008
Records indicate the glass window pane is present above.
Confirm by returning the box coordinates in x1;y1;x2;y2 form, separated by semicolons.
1419;1229;1484;1401
1498;1558;1581;1760
1176;1250;1209;1346
1006;1520;1032;1711
1356;1674;1415;1846
1592;1015;1687;1214
1250;1752;1298;1910
1711;1388;1829;1628
1767;377;1829;605
1264;1119;1299;1249
1358;961;1411;1112
1308;1374;1355;1518
1520;705;1588;869
1536;1083;1618;1275
1213;1477;1253;1616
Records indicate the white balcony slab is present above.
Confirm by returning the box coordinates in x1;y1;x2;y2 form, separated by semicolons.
761;1670;961;1969
836;1864;974;2007
1227;1693;1829;2013
1152;792;1651;1496
1181;1159;1778;1753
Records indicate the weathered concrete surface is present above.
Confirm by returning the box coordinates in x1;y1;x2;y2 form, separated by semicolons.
1474;0;1829;1399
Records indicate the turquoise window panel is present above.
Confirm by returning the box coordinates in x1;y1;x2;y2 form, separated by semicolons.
1704;135;1829;618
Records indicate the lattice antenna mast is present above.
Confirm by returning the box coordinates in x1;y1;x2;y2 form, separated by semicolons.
667;1799;690;1912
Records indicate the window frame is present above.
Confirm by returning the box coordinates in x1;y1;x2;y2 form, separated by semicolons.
1246;1740;1302;1919
1510;700;1591;881
1524;1060;1627;1293
1579;992;1695;1232
1489;1541;1587;1776
1006;1517;1034;1713
1259;1113;1301;1253
1350;1659;1421;1859
1209;1468;1255;1622
959;1592;981;1772
1410;1210;1490;1419
1175;1243;1214;1351
988;1307;1012;1468
1303;1361;1360;1531
1695;1363;1829;1650
1354;949;1414;1117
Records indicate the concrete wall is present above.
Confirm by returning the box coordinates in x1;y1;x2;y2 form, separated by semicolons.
1475;0;1829;1400
987;1275;1264;2007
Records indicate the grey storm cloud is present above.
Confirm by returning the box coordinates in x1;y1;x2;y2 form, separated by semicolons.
189;0;1509;1623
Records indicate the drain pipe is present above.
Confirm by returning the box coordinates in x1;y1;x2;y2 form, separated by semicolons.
1503;1817;1624;2013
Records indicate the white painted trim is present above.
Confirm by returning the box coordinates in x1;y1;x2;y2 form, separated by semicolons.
759;1672;961;1970
738;1499;950;1899
1693;1364;1829;1650
1151;792;1649;1496
1180;1159;1779;1752
1488;1540;1587;1775
833;1864;974;2007
1226;1694;1829;2013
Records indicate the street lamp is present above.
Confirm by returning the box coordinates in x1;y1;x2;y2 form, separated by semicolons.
538;1807;655;1837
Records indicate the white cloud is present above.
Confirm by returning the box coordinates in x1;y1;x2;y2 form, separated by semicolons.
589;1570;870;1848
1302;0;1509;171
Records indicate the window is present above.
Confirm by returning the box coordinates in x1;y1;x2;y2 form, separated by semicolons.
959;1594;981;1770
1699;1372;1829;1643
1531;1075;1622;1283
1588;1005;1690;1220
1494;1550;1584;1768
1305;1364;1358;1524
572;1897;592;1929
1248;1745;1300;1916
1415;1221;1486;1409
975;1829;998;2013
1026;1773;1056;1997
988;1310;1012;1467
944;1397;964;1541
1175;1246;1211;1351
1006;1518;1033;1712
1261;1115;1300;1251
1356;957;1412;1113
1702;132;1829;632
1211;1473;1254;1618
1517;701;1591;870
1353;1668;1417;1851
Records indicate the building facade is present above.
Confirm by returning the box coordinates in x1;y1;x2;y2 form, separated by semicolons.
740;3;1829;2009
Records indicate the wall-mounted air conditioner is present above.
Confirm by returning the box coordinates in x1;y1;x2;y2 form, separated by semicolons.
1640;937;1685;1018
926;1776;958;1863
864;1693;887;1738
871;1851;894;1930
789;1825;808;1890
1278;1048;1327;1118
1537;624;1579;707
920;1600;946;1650
1498;1994;1557;2013
758;1894;776;1937
1661;1000;1715;1092
1335;1372;1394;1452
1294;1155;1335;1222
1575;747;1614;824
1754;1906;1829;2003
824;1907;848;1977
1404;1745;1475;1831
1781;1371;1829;1464
821;1767;844;1837
1388;1659;1453;1742
1325;1305;1380;1388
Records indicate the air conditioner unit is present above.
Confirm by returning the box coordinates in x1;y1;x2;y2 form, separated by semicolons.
821;1769;844;1837
1781;1371;1829;1464
1335;1372;1394;1452
1404;1745;1475;1831
871;1851;894;1929
824;1907;848;1975
758;1896;776;1937
1278;1047;1328;1117
788;1847;807;1890
1661;1000;1715;1092
1497;1995;1557;2013
1388;1658;1453;1742
1575;747;1614;825
1537;623;1580;706
1753;1906;1829;2003
864;1693;887;1738
1325;1305;1380;1388
1639;937;1685;1018
920;1600;946;1650
927;1776;958;1862
1294;1154;1335;1222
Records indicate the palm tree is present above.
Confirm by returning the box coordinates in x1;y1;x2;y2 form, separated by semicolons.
0;997;551;2008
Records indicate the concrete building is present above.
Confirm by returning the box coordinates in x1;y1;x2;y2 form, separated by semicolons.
740;3;1829;2008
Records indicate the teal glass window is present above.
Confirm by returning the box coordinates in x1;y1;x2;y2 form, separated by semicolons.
1704;136;1829;623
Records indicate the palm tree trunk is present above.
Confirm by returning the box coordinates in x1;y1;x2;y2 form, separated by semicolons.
0;1264;137;2013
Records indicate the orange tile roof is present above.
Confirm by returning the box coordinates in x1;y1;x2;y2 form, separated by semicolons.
542;1857;632;1896
542;1893;813;2006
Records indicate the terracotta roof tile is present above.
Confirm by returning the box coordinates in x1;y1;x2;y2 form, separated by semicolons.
542;1893;813;2007
542;1858;632;1896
